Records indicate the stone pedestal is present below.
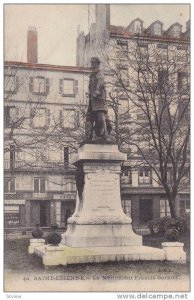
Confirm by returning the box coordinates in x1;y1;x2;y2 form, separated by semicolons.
32;143;186;266
61;143;142;247
162;242;186;263
28;239;45;254
38;245;66;266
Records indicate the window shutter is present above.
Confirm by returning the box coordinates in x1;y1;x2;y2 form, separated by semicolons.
59;79;63;94
4;179;9;193
15;76;20;90
76;111;80;127
34;178;39;192
29;77;33;92
47;109;51;126
46;78;49;94
15;107;20;121
59;109;63;125
64;147;69;170
10;178;15;193
17;150;24;160
74;80;78;94
4;107;10;128
10;145;15;170
178;73;181;90
40;178;45;193
29;109;34;126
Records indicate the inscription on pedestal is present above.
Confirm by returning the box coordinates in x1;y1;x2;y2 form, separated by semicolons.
87;173;118;207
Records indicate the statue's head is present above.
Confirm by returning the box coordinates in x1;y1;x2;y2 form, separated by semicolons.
90;57;101;70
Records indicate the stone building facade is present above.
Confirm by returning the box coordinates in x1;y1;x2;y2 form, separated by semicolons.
4;60;90;228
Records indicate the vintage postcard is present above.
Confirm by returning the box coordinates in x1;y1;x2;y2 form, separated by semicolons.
4;3;190;294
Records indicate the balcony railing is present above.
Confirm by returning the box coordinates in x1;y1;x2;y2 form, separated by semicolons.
121;177;132;185
4;160;68;170
138;178;152;185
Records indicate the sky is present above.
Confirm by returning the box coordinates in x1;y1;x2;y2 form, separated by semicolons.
4;4;190;66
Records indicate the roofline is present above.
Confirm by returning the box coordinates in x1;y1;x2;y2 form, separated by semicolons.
165;22;183;33
146;20;164;31
4;61;91;73
127;18;144;27
109;32;190;44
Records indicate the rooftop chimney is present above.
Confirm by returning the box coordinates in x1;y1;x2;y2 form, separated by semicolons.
27;26;38;64
96;4;110;32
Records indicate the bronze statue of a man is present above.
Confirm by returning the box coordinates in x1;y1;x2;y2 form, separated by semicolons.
85;57;112;141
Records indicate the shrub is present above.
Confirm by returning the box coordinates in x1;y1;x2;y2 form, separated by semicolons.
147;216;188;236
147;217;169;235
184;212;190;232
165;228;179;242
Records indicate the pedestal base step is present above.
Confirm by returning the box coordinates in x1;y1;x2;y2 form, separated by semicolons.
34;244;166;266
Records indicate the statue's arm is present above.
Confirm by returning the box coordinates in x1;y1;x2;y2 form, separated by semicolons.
93;76;104;98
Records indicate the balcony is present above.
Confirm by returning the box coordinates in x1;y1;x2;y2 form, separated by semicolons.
33;192;48;198
138;178;152;186
121;177;132;185
4;159;66;171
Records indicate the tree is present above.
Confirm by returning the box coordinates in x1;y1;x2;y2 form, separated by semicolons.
4;61;90;192
102;37;190;218
4;62;55;189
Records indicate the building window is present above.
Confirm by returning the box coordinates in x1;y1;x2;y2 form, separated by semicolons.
137;113;147;121
60;109;76;129
157;52;167;63
4;145;19;171
121;167;132;184
29;77;49;94
116;40;128;60
116;63;128;71
115;69;129;87
4;75;19;93
173;25;181;38
49;146;62;162
153;23;162;35
4;178;16;193
119;99;129;116
117;40;128;49
4;205;20;227
138;42;148;49
34;178;46;193
177;49;187;61
63;178;76;192
121;199;131;218
59;79;78;96
116;51;128;60
178;99;189;119
32;108;50;128
179;195;190;216
158;70;168;89
134;21;142;34
4;106;20;128
160;199;171;217
186;200;190;212
178;72;188;92
157;44;168;49
119;88;128;100
139;167;152;185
